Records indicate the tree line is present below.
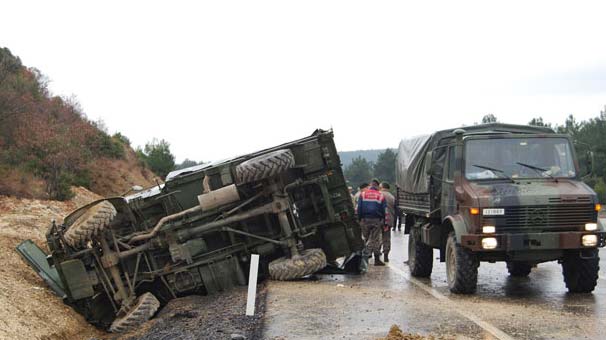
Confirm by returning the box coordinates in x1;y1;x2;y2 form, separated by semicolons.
344;149;397;192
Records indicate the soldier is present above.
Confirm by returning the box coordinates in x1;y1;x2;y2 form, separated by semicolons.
353;183;369;215
357;179;386;266
380;182;395;262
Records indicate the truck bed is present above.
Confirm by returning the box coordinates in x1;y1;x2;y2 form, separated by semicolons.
396;188;431;215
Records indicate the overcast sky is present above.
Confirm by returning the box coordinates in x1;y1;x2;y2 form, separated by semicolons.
2;1;606;162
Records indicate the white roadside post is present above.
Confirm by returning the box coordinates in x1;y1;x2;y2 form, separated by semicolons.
246;254;260;316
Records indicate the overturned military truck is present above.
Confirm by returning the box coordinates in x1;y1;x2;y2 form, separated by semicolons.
396;123;606;294
17;129;365;332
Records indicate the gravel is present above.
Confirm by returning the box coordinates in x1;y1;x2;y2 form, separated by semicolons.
116;282;268;340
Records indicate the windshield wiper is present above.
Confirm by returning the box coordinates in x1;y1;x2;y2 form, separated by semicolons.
472;164;514;182
516;162;556;181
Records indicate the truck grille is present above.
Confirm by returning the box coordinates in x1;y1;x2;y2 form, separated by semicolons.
484;204;597;233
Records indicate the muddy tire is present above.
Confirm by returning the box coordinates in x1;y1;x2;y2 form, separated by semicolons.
562;249;599;293
109;292;160;333
507;261;532;277
408;227;433;277
64;200;116;248
235;149;295;184
445;232;478;294
269;248;327;281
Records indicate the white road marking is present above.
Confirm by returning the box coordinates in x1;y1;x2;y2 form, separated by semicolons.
388;263;515;340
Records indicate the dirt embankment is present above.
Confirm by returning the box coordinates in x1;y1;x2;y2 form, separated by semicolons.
87;146;158;197
0;187;106;340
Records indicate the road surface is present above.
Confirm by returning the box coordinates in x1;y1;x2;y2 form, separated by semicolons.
263;231;606;339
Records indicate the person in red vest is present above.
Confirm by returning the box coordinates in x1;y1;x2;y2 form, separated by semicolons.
357;179;387;266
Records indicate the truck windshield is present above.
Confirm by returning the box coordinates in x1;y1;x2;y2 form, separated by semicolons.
464;137;576;180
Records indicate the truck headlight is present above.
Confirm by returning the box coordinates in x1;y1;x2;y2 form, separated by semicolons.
585;223;598;231
482;226;495;234
582;234;598;247
481;237;498;249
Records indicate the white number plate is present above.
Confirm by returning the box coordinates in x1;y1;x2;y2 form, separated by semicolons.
483;208;505;216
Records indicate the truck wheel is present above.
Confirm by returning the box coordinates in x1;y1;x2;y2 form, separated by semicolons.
445;232;478;294
562;250;599;293
506;261;532;277
269;248;327;281
408;227;433;277
109;292;160;333
64;200;116;249
235;149;295;184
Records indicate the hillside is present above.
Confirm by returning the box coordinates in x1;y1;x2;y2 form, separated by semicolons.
0;47;156;199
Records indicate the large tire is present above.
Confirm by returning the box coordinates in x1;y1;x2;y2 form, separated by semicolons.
64;200;116;248
408;227;433;277
445;232;478;294
562;249;599;293
269;248;327;281
109;292;160;333
235;149;295;184
507;261;532;277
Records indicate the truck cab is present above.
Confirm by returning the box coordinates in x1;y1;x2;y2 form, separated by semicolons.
396;124;605;294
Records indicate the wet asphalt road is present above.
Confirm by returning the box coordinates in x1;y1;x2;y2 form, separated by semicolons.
263;231;606;340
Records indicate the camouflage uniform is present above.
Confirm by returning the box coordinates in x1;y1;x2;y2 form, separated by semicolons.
381;190;395;255
361;218;383;254
357;185;387;265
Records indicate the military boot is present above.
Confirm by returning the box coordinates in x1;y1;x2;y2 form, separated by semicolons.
374;253;385;266
383;252;389;263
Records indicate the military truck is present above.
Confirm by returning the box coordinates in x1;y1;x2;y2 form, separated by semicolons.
395;124;605;294
17;129;364;332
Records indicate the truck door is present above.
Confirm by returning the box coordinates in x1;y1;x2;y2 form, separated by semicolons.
441;145;457;217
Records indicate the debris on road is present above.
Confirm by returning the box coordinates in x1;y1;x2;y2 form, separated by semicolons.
117;282;267;340
376;325;454;340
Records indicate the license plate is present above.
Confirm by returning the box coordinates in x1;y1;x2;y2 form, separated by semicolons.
483;208;505;216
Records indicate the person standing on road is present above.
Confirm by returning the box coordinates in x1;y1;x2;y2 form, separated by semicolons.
357;179;387;266
353;183;369;215
380;182;395;263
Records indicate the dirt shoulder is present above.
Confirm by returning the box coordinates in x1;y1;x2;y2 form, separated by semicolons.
0;188;268;340
0;187;107;340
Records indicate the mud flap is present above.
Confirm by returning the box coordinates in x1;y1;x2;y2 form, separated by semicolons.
16;240;66;298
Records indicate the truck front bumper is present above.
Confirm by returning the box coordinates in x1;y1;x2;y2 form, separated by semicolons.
461;231;606;252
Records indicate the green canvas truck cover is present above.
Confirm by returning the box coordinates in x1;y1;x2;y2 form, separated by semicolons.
396;123;555;195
